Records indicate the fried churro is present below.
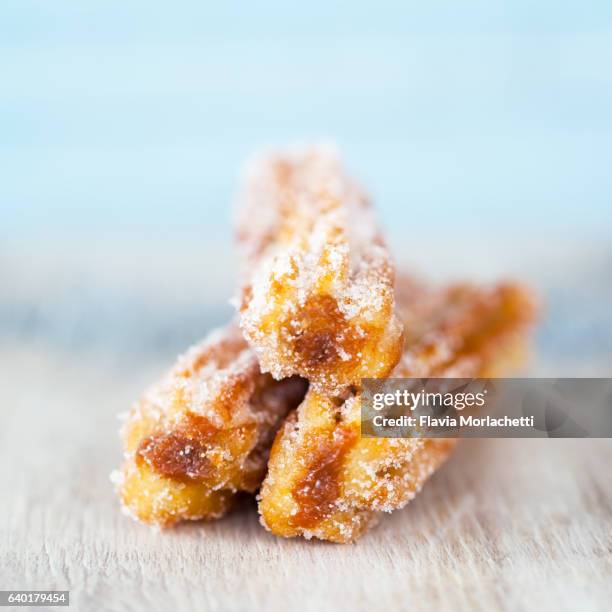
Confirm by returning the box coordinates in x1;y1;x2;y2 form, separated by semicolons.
258;281;537;542
236;144;404;396
113;324;306;527
114;142;538;545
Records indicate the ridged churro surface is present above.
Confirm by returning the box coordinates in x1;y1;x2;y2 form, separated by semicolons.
236;144;403;396
258;281;537;542
113;324;306;527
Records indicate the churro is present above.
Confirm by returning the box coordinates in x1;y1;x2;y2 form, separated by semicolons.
236;144;404;396
258;281;536;542
113;324;306;527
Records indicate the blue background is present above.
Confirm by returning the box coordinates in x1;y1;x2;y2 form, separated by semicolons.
2;1;611;241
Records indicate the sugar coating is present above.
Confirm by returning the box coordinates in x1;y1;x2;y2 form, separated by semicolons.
235;144;404;396
114;323;306;528
258;280;537;543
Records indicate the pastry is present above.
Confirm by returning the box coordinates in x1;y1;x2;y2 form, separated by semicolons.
258;281;536;542
113;324;306;527
236;144;404;396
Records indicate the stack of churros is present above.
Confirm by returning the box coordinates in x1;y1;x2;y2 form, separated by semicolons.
113;144;537;542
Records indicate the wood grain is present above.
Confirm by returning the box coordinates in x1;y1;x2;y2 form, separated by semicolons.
1;343;611;612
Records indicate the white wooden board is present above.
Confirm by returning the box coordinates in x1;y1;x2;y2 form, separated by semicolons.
2;344;611;612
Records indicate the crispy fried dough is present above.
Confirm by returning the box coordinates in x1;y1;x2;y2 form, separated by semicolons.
236;145;403;396
258;282;537;542
113;325;306;527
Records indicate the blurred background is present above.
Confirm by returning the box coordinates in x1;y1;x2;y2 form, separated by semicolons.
2;1;611;375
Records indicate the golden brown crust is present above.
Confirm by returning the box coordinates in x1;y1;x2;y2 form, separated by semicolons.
235;144;404;396
113;324;306;527
258;281;537;542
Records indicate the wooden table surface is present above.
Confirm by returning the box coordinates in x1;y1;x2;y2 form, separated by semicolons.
2;239;611;611
2;343;611;612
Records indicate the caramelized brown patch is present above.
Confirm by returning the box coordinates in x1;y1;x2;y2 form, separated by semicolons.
294;330;337;364
137;433;213;482
291;426;358;528
292;294;363;368
137;414;221;482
